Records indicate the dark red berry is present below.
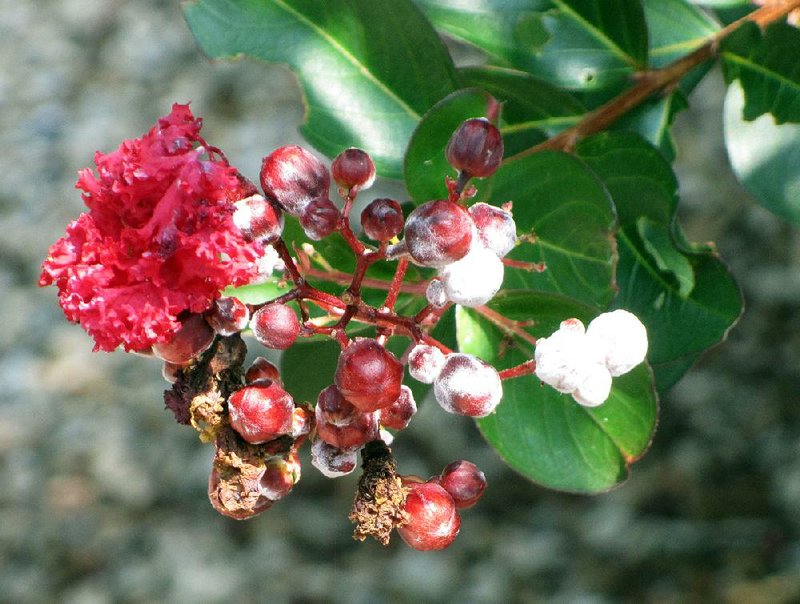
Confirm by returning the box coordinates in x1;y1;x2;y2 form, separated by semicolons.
331;147;376;190
206;296;250;336
438;460;486;509
259;450;301;501
245;356;282;384
335;338;404;412
152;313;215;365
260;145;330;216
315;385;379;450
360;198;404;242
445;118;503;178
397;481;460;551
403;200;473;268
433;353;502;417
232;194;284;244
300;197;341;241
379;385;417;431
251;303;300;350
227;382;294;444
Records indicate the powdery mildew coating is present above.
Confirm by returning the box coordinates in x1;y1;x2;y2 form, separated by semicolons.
311;438;357;478
403;200;474;268
439;243;504;307
379;385;417;430
260;145;330;217
585;309;649;376
408;344;446;384
571;362;613;408
534;318;600;394
433;353;503;417
232;194;284;244
250;303;300;350
468;202;517;258
426;278;448;308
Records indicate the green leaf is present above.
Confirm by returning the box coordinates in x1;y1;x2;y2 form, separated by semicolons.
643;0;719;69
281;338;341;405
724;81;800;224
721;21;800;123
183;0;458;178
493;151;618;309
575;133;742;390
454;292;657;493
414;0;648;92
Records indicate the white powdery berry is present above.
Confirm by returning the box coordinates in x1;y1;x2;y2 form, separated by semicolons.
426;278;448;308
585;309;648;377
310;439;357;478
408;344;446;384
534;319;604;394
571;363;613;407
468;202;517;258
433;353;503;417
439;244;504;307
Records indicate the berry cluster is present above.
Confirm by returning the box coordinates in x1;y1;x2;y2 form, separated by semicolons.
41;105;649;550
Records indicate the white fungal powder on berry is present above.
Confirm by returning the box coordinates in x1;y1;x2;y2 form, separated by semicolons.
468;202;517;258
310;439;357;478
585;309;648;376
433;353;503;417
534;319;602;394
426;278;448;308
439;244;504;307
408;343;446;384
571;362;613;407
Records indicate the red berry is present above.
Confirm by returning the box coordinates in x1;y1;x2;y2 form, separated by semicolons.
335;338;404;412
260;145;330;216
232;194;284;244
445;118;503;178
361;198;404;242
206;296;250;336
311;438;358;478
259;450;301;501
468;202;516;258
407;344;446;384
403;200;473;268
331;147;376;190
250;303;300;350
315;385;379;450
300;197;341;241
397;481;460;551
433;353;503;418
152;313;215;365
438;460;486;509
245;356;282;384
227;382;294;444
379;385;417;430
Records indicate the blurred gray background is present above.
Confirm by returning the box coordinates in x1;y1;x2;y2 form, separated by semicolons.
2;1;800;602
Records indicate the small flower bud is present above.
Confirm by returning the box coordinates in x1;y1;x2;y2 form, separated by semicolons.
585;309;648;377
439;243;504;307
468;202;517;258
331;147;376;190
260;145;330;216
361;198;404;242
408;344;446;384
300;196;341;241
232;194;284;244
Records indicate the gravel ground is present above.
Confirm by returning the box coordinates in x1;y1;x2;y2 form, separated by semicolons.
2;1;800;602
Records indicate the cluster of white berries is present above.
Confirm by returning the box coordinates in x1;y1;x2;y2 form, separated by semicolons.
534;309;648;407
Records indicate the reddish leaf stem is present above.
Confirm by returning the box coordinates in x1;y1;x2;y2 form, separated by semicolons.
499;360;536;380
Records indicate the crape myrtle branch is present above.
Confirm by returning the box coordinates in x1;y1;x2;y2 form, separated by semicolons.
510;0;800;160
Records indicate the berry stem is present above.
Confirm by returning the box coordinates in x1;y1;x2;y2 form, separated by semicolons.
498;359;537;380
383;257;409;311
475;305;538;348
273;238;305;287
502;257;547;273
338;193;367;255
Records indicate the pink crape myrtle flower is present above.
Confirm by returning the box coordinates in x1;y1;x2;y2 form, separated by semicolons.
39;103;263;352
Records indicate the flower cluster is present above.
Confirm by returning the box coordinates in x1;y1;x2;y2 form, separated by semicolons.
39;104;264;352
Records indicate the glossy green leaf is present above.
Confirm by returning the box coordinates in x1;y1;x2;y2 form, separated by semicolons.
576;133;742;390
414;0;648;92
281;338;341;405
643;0;719;69
183;0;458;178
454;292;657;493
724;81;800;224
493;152;618;309
721;21;800;123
